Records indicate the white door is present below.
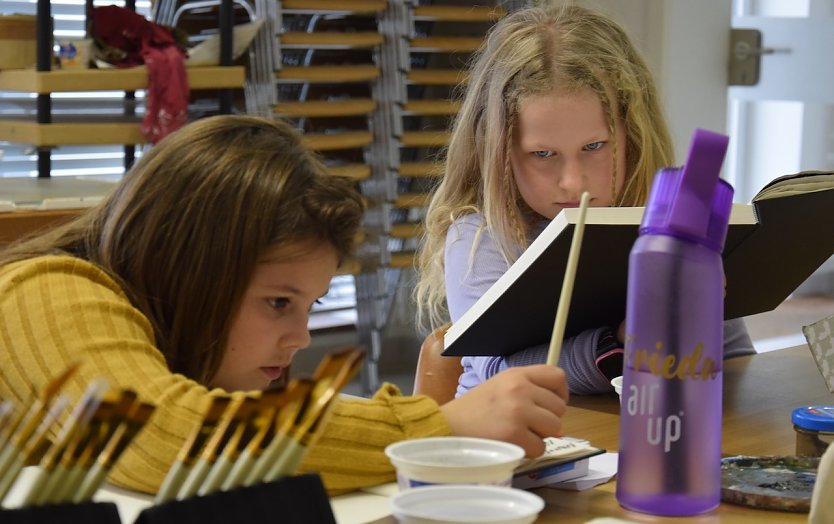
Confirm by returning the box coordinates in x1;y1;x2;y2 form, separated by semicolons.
726;0;834;202
728;0;834;292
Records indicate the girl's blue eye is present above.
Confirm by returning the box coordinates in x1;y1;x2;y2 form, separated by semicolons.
533;150;553;159
584;141;604;151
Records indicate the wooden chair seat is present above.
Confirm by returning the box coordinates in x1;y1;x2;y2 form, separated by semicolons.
303;130;374;151
413;323;460;405
394;193;430;208
388;251;416;269
406;69;467;86
402;99;460;116
276;65;380;84
281;32;383;49
390;222;423;239
399;161;443;178
327;163;371;180
275;98;376;118
412;5;506;22
409;36;483;53
400;130;450;148
281;0;386;13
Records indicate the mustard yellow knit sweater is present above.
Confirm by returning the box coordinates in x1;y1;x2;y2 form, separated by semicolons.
0;255;451;495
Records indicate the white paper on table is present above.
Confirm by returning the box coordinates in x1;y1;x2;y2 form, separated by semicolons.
802;315;834;393
546;452;618;491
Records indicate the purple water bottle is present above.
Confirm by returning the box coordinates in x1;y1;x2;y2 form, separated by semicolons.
615;129;734;516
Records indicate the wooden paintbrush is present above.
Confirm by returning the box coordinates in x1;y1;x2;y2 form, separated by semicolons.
36;390;122;504
73;401;156;502
155;396;232;503
51;389;138;503
175;396;258;500
221;387;297;491
0;400;16;448
196;391;279;496
264;348;364;481
0;394;69;503
20;378;110;507
243;378;315;486
0;363;79;477
547;192;590;367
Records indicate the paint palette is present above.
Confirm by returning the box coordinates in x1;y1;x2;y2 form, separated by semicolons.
720;455;820;512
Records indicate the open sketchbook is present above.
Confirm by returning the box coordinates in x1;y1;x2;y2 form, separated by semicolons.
443;171;834;357
512;437;605;490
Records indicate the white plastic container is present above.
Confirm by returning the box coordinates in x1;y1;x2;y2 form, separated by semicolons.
391;484;544;524
610;376;623;404
384;437;524;490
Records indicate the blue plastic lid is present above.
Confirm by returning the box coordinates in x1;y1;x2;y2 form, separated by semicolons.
792;406;834;431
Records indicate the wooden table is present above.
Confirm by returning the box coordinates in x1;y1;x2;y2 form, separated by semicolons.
532;345;832;523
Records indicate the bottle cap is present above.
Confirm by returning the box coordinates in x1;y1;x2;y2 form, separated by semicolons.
640;129;734;252
792;406;834;432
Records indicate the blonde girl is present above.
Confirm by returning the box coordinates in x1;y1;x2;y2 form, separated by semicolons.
415;3;753;396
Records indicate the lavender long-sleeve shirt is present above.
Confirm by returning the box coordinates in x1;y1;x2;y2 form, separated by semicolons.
445;213;755;397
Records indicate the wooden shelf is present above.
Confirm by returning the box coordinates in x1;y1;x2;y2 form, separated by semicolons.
0;119;146;146
0;66;245;94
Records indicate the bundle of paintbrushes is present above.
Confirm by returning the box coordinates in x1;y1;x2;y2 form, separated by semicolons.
0;363;156;509
155;347;364;503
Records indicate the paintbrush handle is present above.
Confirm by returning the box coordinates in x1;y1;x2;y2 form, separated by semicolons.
245;433;291;486
52;464;86;503
19;467;49;507
197;455;234;496
73;462;107;503
155;461;191;504
263;438;305;482
176;459;211;500
33;463;69;505
222;449;255;491
0;454;24;503
0;443;17;480
547;192;590;367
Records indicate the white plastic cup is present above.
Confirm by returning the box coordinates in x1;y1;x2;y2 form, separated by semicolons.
611;376;623;404
384;437;524;490
391;484;544;524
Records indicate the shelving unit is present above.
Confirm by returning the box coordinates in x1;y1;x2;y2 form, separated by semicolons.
0;67;245;146
1;0;245;177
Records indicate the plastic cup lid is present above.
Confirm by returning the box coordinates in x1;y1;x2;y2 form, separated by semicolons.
385;437;524;469
792;406;834;431
391;485;544;524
